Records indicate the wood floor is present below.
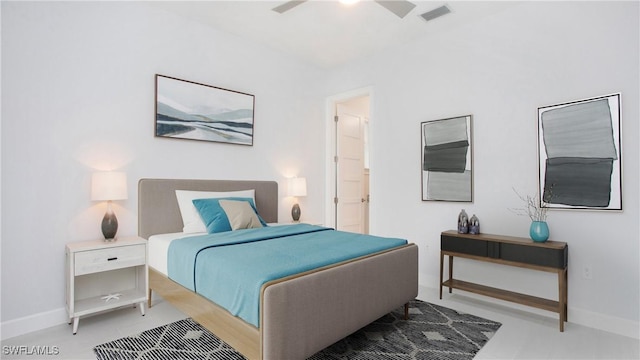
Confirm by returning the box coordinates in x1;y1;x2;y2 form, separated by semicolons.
2;286;638;359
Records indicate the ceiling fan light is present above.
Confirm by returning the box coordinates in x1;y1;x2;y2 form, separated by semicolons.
339;0;360;6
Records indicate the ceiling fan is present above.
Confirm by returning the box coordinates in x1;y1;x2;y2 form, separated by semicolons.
272;0;417;19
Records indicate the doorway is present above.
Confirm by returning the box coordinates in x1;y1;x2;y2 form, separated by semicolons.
328;93;371;234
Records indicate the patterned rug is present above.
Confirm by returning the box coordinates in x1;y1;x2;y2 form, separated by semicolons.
94;299;501;360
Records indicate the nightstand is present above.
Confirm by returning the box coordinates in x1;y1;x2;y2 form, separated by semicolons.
65;236;148;334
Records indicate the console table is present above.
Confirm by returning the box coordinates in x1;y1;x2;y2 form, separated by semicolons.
440;230;568;331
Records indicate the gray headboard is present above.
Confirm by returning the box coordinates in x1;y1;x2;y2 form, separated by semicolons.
138;178;279;239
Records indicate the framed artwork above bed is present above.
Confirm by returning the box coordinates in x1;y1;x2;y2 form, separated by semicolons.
155;75;255;146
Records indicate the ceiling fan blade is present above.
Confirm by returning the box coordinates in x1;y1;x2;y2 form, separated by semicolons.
272;0;308;14
374;0;416;18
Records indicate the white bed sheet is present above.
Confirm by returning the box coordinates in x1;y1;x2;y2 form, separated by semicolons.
148;232;205;276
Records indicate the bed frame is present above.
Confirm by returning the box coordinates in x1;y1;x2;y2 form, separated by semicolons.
138;178;419;360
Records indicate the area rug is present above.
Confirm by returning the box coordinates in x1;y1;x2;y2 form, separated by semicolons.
94;299;501;360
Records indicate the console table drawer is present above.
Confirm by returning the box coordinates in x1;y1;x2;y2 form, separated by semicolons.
501;243;567;268
442;232;567;267
441;235;488;257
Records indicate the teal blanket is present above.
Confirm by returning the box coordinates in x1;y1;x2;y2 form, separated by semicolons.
167;224;407;327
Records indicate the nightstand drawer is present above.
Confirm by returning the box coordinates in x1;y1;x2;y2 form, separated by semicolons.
74;244;146;276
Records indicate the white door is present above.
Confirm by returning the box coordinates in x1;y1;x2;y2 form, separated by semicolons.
335;104;365;233
363;168;370;235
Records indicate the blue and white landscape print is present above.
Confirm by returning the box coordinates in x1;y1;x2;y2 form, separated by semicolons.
155;75;255;145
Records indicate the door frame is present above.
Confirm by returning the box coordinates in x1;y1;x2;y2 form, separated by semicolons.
324;86;374;229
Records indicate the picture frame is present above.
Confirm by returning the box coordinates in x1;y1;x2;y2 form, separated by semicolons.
155;75;255;146
538;93;622;210
421;115;473;202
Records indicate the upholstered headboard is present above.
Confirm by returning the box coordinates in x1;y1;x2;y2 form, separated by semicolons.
138;178;279;239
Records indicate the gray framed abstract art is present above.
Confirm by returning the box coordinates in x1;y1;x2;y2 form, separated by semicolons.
538;93;622;210
421;115;473;202
155;75;255;146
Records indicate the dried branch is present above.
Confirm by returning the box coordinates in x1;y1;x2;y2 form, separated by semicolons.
509;188;549;222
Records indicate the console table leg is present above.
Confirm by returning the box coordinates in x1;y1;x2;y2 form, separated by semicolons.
564;267;569;321
439;251;444;299
448;255;453;294
558;268;568;332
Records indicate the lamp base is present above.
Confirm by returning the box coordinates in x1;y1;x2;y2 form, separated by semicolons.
101;203;118;240
291;203;301;222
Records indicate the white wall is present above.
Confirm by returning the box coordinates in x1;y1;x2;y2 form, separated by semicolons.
2;0;638;340
326;1;639;337
1;1;328;338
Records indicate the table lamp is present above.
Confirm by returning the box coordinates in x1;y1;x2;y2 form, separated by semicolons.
91;172;128;240
288;177;307;222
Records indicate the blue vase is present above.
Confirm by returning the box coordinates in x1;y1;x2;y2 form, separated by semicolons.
530;221;549;242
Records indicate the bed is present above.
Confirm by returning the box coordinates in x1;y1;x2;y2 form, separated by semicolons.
139;178;419;360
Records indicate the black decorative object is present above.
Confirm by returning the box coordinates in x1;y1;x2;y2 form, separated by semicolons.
457;209;469;234
469;214;480;234
101;202;118;240
291;203;301;222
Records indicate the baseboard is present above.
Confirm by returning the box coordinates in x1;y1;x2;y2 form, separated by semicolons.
4;285;638;341
420;279;639;339
2;292;164;341
1;307;68;341
568;306;639;339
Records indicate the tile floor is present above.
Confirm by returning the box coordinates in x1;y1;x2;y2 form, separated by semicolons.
1;287;638;359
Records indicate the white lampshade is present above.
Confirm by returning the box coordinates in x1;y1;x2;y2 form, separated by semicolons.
91;172;128;201
288;177;307;197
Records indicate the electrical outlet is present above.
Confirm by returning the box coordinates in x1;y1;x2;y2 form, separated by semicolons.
583;266;593;280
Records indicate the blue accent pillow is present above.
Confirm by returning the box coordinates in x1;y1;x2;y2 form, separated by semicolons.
192;197;267;233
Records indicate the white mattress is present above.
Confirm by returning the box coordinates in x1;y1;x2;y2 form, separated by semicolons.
148;232;205;276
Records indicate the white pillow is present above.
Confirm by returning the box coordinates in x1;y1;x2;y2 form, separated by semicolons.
175;189;255;233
